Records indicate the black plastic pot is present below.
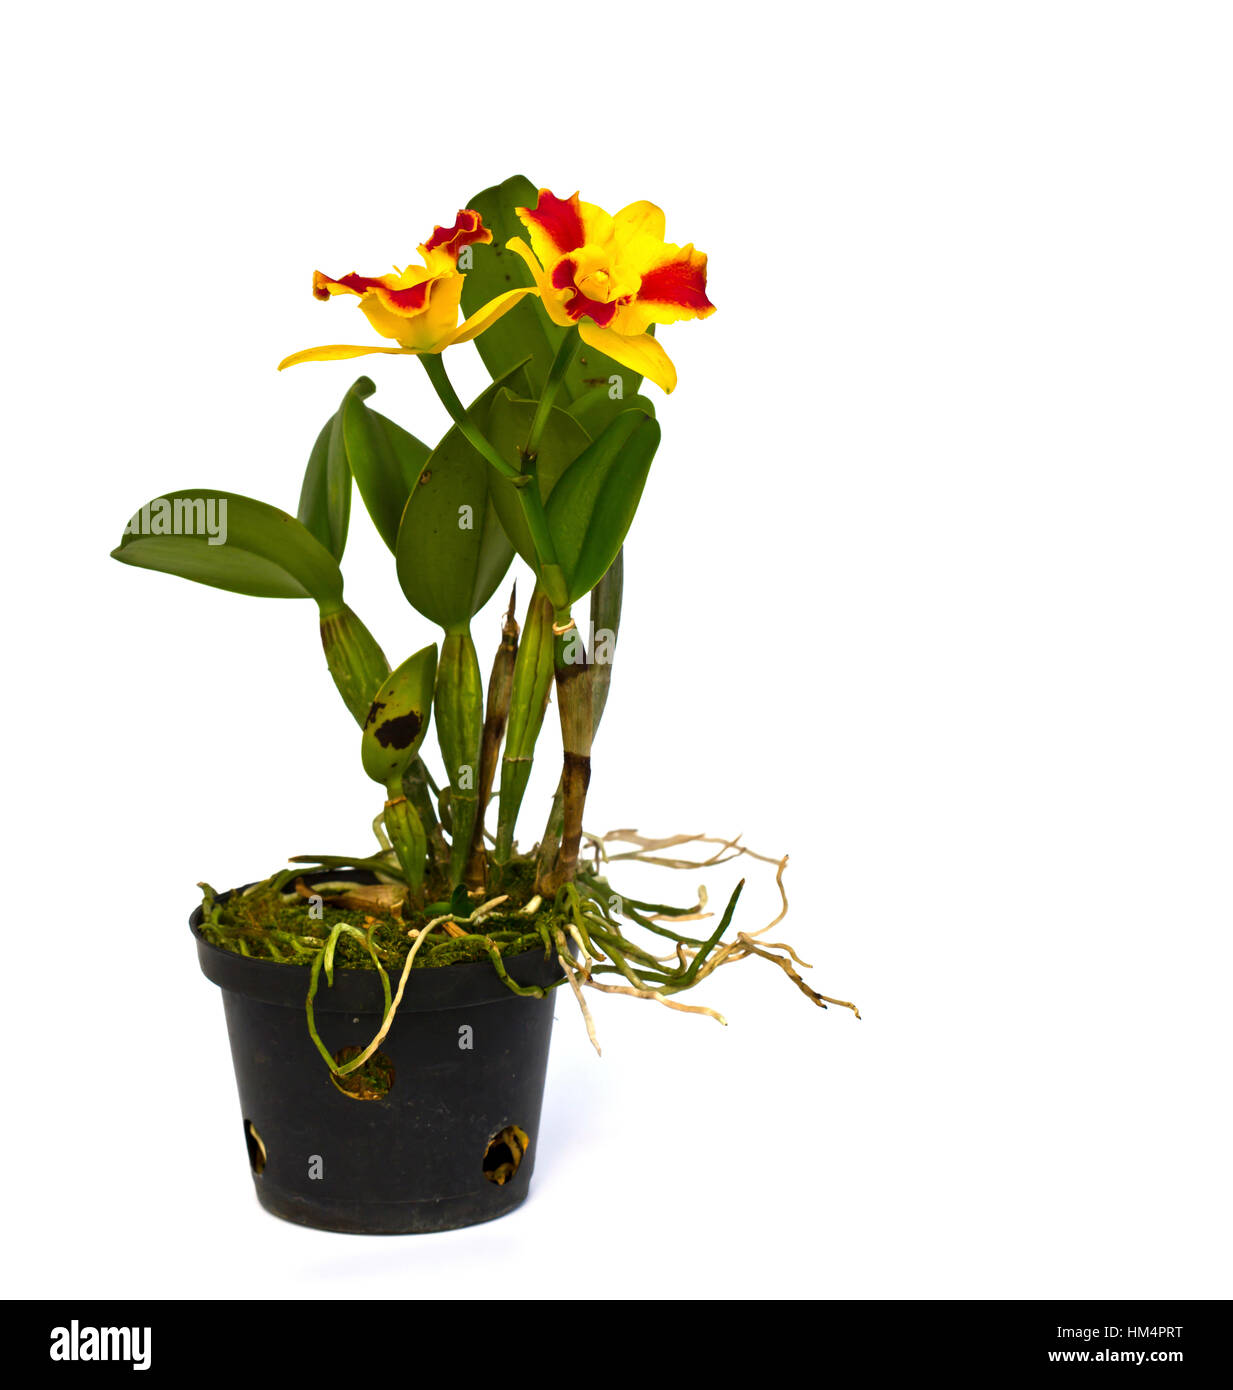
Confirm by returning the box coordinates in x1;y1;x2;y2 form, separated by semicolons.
191;873;563;1234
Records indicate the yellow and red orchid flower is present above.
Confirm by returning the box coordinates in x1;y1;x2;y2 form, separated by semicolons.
278;210;534;370
507;190;715;394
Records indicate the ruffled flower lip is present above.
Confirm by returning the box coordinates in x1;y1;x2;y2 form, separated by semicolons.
420;208;492;260
508;188;716;393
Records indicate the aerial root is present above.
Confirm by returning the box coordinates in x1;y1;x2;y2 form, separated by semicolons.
564;828;859;1032
817;995;862;1019
294;828;857;1065
316;893;516;1076
555;927;601;1056
732;932;830;1009
586;830;789;937
582;978;727;1025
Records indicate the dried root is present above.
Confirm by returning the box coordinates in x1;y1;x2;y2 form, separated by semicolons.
543;829;860;1050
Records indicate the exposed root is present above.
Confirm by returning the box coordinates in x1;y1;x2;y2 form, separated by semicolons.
311;893;517;1077
562;828;859;1041
588;830;789;938
583;977;727;1025
593;829;746;869
555;928;601;1056
734;932;831;1009
817;995;862;1020
743;937;813;969
566;922;595;969
290;826;856;1073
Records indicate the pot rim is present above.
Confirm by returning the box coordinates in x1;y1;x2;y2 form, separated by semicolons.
192;869;563;1014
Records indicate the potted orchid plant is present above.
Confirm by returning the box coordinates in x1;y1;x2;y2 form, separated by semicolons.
111;175;856;1234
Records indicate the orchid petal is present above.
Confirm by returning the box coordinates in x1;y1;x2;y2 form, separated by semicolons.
440;286;538;348
278;344;417;371
577;322;678;394
506;237;575;327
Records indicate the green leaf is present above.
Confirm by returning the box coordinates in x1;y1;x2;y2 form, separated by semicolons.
320;605;390;727
112;490;344;607
362;644;438;788
545;411;661;604
394;373;527;631
485;390;592;570
296;412;350;561
568;386;656;439
566;334;650;431
462;175;559;396
340;377;431;553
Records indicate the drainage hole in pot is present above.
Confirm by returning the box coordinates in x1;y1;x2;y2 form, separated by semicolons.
483;1125;530;1185
244;1120;266;1175
331;1046;395;1101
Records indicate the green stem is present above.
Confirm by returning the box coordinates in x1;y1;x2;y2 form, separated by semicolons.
535;776;566;888
536;621;593;895
467;589;519;887
382;790;427;901
525;331;578;461
403;758;450;871
436;630;484;889
420;352;568;608
419;352;520;480
496;584;556;867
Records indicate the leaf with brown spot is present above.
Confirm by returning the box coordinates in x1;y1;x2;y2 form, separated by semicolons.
361;644;438;789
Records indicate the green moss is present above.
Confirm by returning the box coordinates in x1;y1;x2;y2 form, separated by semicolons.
198;870;558;972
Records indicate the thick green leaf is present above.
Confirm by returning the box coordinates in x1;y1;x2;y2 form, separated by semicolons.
568;386;655;439
394;374;526;632
485;390;592;570
461;175;558;396
362;644;438;788
296;412;350;561
112;490;344;607
340;377;431;553
320;604;390;727
566;332;650;432
546;412;661;603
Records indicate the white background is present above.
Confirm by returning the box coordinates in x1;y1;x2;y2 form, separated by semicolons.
3;1;1230;1300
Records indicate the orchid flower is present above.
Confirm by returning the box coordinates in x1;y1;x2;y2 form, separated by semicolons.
506;190;715;393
